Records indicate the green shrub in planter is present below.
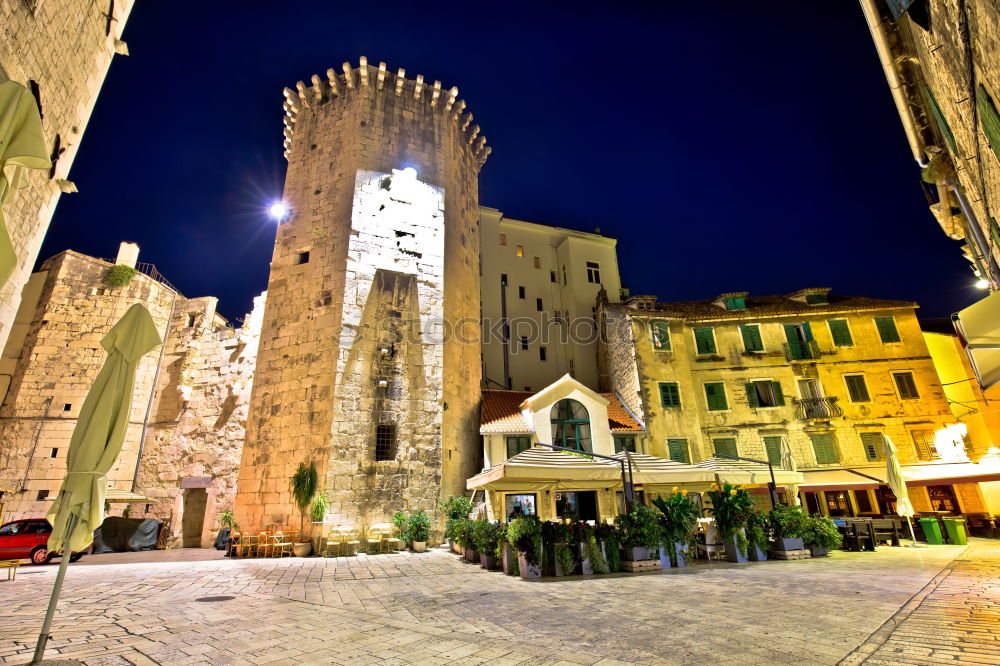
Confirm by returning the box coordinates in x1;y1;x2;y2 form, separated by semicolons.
652;490;699;567
452;518;474;549
706;483;754;562
594;522;621;572
801;515;842;556
105;264;137;287
614;504;662;560
392;511;410;546
769;504;810;551
440;495;473;544
507;514;542;566
472;519;502;563
407;510;430;545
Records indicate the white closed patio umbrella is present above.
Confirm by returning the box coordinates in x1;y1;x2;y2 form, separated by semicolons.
779;436;801;506
33;304;161;663
882;434;918;546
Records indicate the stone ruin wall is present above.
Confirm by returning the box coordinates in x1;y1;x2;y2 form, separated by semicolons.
234;58;487;535
0;0;135;353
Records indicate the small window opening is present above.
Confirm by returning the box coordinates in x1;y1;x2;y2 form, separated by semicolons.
375;424;397;461
50;448;58;458
295;251;310;265
518;286;525;299
185;314;196;328
539;347;547;361
586;261;601;284
500;273;508;286
516;244;524;257
533;256;540;269
550;271;557;283
536;298;543;311
36;490;48;501
63;403;71;411
499;232;507;246
520;336;528;350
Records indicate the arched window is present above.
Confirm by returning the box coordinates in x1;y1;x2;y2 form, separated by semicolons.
550;399;591;452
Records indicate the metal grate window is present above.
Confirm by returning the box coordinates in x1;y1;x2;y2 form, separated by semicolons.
375;425;396;461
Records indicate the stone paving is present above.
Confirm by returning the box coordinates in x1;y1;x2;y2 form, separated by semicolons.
0;541;994;665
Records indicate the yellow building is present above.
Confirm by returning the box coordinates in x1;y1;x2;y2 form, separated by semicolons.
599;288;1000;518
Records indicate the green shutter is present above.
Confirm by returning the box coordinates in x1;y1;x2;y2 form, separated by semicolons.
927;86;958;153
713;438;737;457
894;372;919;399
860;433;884;462
659;382;681;408
828;319;853;347
667;438;689;463
875;316;900;343
740;325;763;352
651;321;671;350
724;296;745;311
771;381;784;406
845;375;870;402
694;327;716;354
805;293;827;304
977;84;1000;165
705;383;727;411
763;436;783;465
802;322;813;341
810;433;839;464
990;217;1000;250
745;383;760;408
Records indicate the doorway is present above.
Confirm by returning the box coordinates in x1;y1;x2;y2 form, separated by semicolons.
182;488;207;547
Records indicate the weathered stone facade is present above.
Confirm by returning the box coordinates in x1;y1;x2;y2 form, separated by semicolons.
0;0;135;354
233;59;488;534
0;244;264;547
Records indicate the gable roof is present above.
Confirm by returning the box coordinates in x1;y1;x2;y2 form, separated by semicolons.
480;389;643;434
618;293;917;322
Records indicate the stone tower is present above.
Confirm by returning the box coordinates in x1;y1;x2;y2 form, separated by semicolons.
234;58;489;531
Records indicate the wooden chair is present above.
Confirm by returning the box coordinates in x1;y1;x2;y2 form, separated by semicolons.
363;526;385;554
257;531;274;558
324;532;343;557
342;530;362;556
237;534;257;558
227;532;242;558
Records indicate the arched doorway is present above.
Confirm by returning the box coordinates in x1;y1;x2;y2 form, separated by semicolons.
550;399;591;452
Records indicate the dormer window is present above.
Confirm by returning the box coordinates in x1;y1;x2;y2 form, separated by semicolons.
806;293;828;305
724;296;746;311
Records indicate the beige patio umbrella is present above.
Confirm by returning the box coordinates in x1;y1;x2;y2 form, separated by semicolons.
0;80;51;287
779;436;801;506
33;304;161;663
882;434;917;546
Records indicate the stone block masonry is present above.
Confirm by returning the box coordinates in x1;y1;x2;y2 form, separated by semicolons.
234;58;488;535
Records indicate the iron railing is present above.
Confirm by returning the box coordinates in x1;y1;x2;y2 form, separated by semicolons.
793;396;843;420
783;339;820;361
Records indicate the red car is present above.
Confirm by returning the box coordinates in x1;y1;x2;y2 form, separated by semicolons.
0;518;84;565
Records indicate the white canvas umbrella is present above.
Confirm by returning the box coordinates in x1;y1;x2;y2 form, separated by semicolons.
779;436;801;506
33;304;161;663
882;434;918;546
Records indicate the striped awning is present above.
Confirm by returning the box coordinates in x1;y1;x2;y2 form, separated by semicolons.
467;446;623;490
610;452;716;485
693;457;804;486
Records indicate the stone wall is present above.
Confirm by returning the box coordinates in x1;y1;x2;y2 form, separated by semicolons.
234;58;487;534
0;0;135;353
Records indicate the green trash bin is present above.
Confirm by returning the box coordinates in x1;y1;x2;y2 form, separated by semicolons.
942;518;968;545
918;517;944;544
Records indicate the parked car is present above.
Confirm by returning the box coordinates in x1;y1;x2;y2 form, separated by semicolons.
0;518;84;565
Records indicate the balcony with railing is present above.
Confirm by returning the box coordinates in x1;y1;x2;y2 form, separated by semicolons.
793;396;843;420
783;339;820;362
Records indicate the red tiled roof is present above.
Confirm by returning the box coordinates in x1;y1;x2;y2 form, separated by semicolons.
618;293;917;321
480;390;644;434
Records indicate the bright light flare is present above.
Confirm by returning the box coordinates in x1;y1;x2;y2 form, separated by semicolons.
269;202;288;220
975;278;990;290
400;166;417;179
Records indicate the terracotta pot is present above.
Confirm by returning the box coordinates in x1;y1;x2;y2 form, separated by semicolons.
292;542;312;557
412;541;426;553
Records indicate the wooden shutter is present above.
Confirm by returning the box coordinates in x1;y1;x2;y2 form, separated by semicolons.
875;317;900;343
659;382;680;408
740;325;762;351
694;328;716;354
745;383;760;408
713;438;737;457
770;381;784;406
668;439;689;463
860;433;884;462
926;86;958;153
810;433;838;464
763;436;782;465
845;375;870;402
978;84;1000;164
828;319;852;346
783;324;798;344
802;322;813;341
705;383;727;410
911;430;933;460
894;373;919;399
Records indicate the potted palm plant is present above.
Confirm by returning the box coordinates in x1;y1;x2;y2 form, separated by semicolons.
217;509;239;557
652;489;698;568
769;505;808;552
289;461;318;556
407;510;430;552
309;494;327;555
507;514;542;579
801;515;842;557
706;482;753;563
614;503;662;561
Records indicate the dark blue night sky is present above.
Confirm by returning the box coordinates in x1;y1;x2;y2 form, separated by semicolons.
39;1;979;323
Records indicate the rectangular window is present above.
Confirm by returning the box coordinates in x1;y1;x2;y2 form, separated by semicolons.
651;321;671;350
874;316;901;343
586;261;601;283
518;286;525;299
506;436;531;458
713;438;737;457
911;430;938;460
539;347;547;361
536;298;543;311
63;403;72;411
550;270;557;283
659;382;681;408
36;490;48;501
860;433;885;462
295;251;310;265
805;293;828;305
50;448;58;458
375;425;397;461
614;436;637;453
499;232;507;246
667;438;690;463
763;436;783;466
844;375;870;402
828;319;853;347
520;336;528;350
185;314;196;328
562;265;567;286
504;493;537;521
724;296;745;311
740;324;764;352
704;382;728;411
893;372;919;399
810;433;838;464
694;327;717;355
746;381;784;408
500;273;508;286
533;256;540;269
516;244;524;257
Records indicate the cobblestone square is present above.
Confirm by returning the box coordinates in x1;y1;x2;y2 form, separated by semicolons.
0;542;997;665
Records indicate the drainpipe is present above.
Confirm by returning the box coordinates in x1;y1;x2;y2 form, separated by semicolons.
952;186;1000;288
132;289;177;491
859;0;928;167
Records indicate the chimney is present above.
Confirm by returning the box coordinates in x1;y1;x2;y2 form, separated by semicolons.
115;242;139;268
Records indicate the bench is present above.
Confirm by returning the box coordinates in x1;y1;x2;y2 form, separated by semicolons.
0;560;19;581
838;520;876;552
870;518;902;546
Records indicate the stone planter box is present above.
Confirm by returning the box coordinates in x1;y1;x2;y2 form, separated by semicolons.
659;542;688;568
463;547;479;563
480;552;499;570
808;545;829;558
578;542;593;575
622;545;652;561
502;542;516;575
774;537;805;551
723;535;748;563
517;551;542;579
748;544;767;561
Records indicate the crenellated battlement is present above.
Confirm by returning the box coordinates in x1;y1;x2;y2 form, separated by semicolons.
280;56;491;169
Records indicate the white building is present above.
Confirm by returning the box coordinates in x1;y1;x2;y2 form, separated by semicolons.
479;207;623;392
